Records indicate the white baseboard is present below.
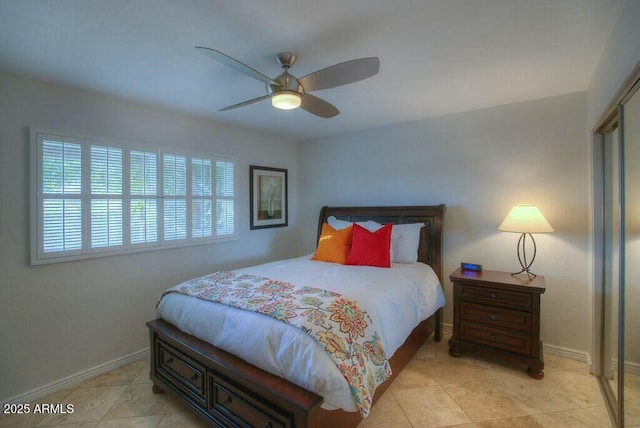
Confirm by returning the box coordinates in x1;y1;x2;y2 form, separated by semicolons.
611;358;640;376
4;338;608;407
442;322;453;335
1;347;149;406
543;342;591;364
626;360;640;375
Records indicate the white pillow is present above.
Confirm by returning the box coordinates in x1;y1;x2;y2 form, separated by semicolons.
391;223;424;263
327;216;382;232
326;216;352;230
326;217;423;263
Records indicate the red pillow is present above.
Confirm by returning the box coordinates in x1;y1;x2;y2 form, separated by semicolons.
346;223;392;268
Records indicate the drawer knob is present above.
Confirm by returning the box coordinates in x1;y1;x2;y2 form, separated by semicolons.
490;313;497;321
489;292;497;299
490;334;496;342
166;357;174;364
223;395;232;405
190;373;198;381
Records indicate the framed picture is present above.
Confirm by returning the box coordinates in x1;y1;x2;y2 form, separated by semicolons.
250;165;288;229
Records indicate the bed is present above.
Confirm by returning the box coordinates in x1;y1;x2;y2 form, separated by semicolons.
147;204;445;428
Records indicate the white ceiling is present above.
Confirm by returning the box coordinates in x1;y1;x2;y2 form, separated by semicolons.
0;0;621;141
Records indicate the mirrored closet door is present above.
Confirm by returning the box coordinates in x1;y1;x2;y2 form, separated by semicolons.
595;72;640;427
601;126;620;408
622;83;640;426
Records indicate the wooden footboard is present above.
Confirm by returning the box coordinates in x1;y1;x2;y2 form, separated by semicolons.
148;318;323;427
148;308;441;428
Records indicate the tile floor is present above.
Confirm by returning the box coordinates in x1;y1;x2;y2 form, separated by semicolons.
0;332;617;428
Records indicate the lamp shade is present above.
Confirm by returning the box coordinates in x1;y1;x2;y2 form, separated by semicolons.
498;204;554;234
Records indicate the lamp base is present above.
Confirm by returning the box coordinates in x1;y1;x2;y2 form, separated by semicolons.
511;267;537;280
512;233;538;281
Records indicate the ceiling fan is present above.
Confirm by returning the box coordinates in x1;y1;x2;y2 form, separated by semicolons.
196;47;380;118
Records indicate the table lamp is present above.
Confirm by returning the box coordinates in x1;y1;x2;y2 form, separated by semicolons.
498;204;554;279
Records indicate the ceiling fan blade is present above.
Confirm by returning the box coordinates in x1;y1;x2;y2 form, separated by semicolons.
298;57;380;92
300;94;339;118
196;47;279;86
219;95;270;111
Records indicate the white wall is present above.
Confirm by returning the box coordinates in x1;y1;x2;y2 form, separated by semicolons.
298;92;590;354
0;74;299;401
587;0;640;128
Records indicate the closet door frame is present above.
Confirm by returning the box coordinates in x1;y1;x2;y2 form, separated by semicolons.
593;60;640;428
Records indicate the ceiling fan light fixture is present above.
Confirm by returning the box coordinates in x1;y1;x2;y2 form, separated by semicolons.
271;91;302;110
197;47;379;117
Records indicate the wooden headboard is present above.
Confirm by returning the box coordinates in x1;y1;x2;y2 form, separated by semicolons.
317;205;445;282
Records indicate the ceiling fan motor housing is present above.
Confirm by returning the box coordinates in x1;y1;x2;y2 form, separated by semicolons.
275;52;297;69
267;70;304;97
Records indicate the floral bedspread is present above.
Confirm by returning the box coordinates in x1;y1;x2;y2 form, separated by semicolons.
162;271;391;417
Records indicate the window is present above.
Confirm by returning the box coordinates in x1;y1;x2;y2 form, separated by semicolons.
40;139;83;254
191;157;212;238
162;153;187;241
90;145;123;249
130;150;158;245
31;130;237;264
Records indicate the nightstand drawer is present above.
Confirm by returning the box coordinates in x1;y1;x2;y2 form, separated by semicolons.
458;283;532;311
459;321;531;355
459;302;532;332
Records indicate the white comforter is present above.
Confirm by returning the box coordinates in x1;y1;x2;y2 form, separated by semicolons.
157;255;445;412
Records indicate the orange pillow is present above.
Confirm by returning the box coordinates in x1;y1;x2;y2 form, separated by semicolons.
347;223;392;268
311;223;353;264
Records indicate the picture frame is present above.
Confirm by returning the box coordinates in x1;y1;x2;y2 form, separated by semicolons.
250;165;288;229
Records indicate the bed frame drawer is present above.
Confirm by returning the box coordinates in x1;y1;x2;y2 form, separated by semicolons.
156;340;206;404
210;375;292;428
148;319;325;427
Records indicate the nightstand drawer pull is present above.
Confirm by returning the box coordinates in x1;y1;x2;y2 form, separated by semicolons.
490;334;496;342
166;357;174;364
490;292;497;299
490;313;497;321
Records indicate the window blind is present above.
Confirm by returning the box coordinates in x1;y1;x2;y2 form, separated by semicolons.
192;157;213;238
216;160;235;236
31;130;237;264
130;150;158;245
90;145;123;248
41;140;82;253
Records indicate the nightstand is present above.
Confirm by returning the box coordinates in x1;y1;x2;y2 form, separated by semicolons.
448;268;546;379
